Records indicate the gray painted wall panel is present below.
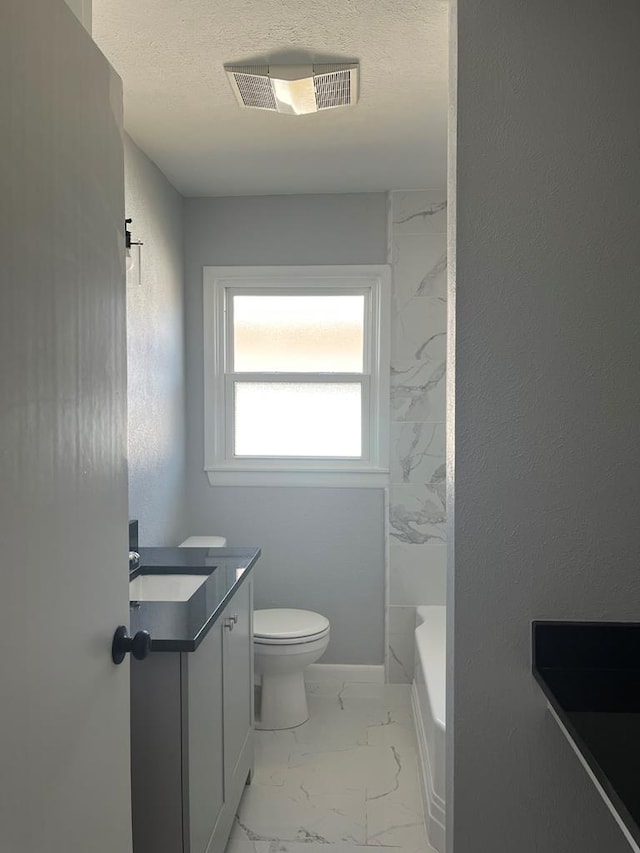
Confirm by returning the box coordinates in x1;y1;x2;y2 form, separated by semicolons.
125;136;187;546
451;1;640;851
184;194;388;664
130;654;184;853
188;488;385;665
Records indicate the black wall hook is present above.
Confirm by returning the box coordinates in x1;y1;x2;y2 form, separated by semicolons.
125;218;143;250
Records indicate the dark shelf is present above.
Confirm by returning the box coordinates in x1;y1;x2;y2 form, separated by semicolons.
533;621;640;850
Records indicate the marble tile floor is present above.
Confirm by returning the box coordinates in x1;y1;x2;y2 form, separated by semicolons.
225;682;437;853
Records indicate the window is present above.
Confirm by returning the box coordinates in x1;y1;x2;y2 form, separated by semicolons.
203;266;390;486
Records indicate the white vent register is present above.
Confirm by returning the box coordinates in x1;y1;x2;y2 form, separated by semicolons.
225;63;359;115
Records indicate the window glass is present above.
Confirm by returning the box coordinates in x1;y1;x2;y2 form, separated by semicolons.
233;294;365;372
234;381;362;457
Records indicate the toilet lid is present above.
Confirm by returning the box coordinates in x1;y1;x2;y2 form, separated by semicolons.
254;609;330;641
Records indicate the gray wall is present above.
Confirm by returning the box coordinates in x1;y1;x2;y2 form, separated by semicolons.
125;136;187;546
450;1;640;852
184;194;388;664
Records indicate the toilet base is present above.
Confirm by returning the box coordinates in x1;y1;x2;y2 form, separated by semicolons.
256;671;309;730
253;621;330;731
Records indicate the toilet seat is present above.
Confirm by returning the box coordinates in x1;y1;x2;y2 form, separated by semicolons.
254;627;330;646
254;609;330;645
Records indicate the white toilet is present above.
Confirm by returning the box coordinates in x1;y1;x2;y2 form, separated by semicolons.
254;608;330;730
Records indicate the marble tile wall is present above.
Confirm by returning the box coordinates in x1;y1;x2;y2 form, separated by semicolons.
386;191;447;683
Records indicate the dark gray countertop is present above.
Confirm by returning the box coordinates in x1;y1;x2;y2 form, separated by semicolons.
533;621;640;852
129;546;260;652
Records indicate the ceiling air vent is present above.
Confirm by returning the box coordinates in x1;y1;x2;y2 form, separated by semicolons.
225;63;359;115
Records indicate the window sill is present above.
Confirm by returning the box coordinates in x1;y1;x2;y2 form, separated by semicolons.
205;468;390;488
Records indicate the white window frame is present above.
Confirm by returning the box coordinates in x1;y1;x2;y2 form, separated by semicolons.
203;265;391;487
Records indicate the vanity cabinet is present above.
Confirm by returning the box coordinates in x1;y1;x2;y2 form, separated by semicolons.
131;579;254;853
222;585;253;801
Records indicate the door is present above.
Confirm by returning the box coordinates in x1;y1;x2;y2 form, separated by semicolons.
222;580;253;793
185;626;225;853
0;2;131;852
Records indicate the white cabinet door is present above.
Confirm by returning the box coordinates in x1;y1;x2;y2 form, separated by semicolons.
222;580;253;794
0;2;131;851
186;624;225;853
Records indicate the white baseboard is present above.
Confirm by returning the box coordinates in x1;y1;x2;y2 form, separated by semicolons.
411;681;446;853
305;664;385;684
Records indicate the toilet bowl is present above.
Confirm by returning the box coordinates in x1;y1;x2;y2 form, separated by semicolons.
254;608;330;730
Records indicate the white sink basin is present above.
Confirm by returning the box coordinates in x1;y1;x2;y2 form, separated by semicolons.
129;573;209;602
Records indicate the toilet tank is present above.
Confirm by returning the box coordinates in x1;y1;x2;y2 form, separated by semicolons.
179;536;227;548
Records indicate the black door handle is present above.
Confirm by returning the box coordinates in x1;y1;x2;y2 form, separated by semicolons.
112;626;152;664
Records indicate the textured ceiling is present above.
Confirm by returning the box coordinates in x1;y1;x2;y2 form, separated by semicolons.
92;0;448;196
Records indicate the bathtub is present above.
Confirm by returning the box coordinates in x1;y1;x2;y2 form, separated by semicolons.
412;605;446;853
